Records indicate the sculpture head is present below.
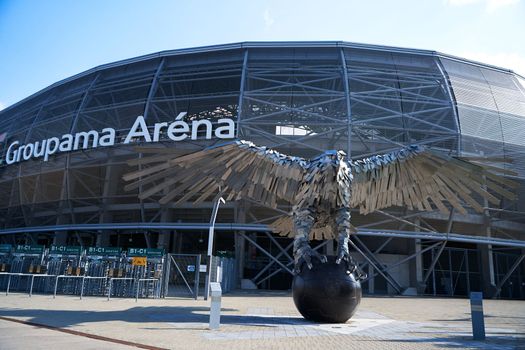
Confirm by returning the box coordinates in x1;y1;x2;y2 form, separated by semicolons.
315;150;347;163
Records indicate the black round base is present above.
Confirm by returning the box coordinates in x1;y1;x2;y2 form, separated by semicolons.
292;256;362;323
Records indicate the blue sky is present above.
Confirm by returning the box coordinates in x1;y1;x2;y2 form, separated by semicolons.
0;0;524;110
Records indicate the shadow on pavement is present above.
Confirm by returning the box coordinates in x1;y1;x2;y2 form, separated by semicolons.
0;305;310;329
373;336;525;349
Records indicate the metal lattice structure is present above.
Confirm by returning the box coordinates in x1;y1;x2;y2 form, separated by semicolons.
0;42;524;298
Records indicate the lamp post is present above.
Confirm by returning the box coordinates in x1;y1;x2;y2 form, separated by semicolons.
204;194;225;300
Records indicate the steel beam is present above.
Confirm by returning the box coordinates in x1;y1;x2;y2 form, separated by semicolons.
263;231;294;263
495;254;525;297
252;241;294;283
255;241;330;285
340;48;353;157
364;241;443;282
353;235;403;292
239;233;293;275
1;224;525;249
422;241;447;285
236;49;249;138
348;239;402;294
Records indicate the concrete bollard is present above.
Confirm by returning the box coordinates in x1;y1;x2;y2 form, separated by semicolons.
209;282;222;330
470;291;485;340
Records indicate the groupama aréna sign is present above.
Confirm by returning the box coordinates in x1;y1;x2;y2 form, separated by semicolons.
4;113;235;165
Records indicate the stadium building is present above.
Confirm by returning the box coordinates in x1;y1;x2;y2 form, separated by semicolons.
0;42;524;299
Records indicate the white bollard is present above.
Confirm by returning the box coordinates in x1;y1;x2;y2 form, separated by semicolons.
209;282;222;329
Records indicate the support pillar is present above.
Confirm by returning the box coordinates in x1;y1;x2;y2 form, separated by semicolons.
368;265;375;294
157;208;173;250
478;244;497;298
97;159;119;246
234;201;247;285
170;229;180;254
410;239;425;293
56;169;73;245
479;177;496;298
409;217;425;293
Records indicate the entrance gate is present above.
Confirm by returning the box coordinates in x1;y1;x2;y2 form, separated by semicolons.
165;254;201;299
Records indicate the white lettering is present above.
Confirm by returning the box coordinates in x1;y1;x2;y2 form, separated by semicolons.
191;119;212;140
33;140;46;157
44;137;60;161
74;130;99;150
153;122;167;142
59;135;73;152
215;118;235;139
99;128;115;146
167;121;189;141
124;116;151;143
16;145;25;162
2;113;236;165
22;144;34;160
6;141;19;165
175;112;187;120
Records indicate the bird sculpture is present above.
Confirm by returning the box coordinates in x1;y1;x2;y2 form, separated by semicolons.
123;140;517;279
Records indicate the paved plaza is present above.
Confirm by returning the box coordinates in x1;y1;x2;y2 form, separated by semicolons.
0;291;524;349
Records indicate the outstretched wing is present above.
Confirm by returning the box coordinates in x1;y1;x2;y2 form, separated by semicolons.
123;140;308;208
350;146;518;215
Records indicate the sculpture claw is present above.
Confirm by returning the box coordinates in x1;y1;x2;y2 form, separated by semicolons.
335;249;349;265
294;247;327;274
335;249;367;280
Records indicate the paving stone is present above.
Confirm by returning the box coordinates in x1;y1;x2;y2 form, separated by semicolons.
0;292;523;349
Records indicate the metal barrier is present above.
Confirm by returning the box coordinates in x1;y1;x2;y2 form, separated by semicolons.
135;278;160;302
166;254;201;299
53;275;84;298
0;249;236;300
0;246;167;300
216;257;236;293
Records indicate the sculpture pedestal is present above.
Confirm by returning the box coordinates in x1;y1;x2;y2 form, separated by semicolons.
292;256;361;323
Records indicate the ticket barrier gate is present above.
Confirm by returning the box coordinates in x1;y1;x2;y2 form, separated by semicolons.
0;245;12;289
83;248;128;297
1;245;46;294
125;248;165;300
48;246;85;295
0;245;166;300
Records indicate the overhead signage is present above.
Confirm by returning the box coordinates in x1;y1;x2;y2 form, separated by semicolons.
50;245;82;255
127;248;164;258
0;244;12;254
86;246;122;256
4;112;235;165
15;244;44;254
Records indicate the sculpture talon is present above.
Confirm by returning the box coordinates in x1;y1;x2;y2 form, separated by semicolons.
335;251;348;265
335;249;367;280
294;246;327;274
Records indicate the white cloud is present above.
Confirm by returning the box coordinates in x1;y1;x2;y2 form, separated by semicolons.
446;0;479;5
445;0;520;12
263;9;275;28
486;0;520;12
0;102;5;111
460;51;525;76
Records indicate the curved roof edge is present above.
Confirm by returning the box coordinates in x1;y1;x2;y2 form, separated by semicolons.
1;41;523;115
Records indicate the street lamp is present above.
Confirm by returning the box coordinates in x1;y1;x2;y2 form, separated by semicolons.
204;194;225;300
